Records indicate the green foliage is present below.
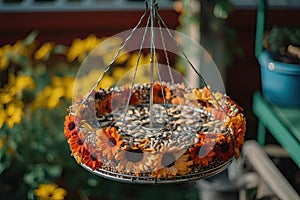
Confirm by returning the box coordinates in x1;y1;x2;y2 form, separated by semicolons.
266;27;300;55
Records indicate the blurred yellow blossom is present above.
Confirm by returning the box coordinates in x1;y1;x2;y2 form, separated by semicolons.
33;76;74;109
102;49;129;66
34;86;64;109
0;90;14;105
74;68;115;96
62;76;75;100
0;74;35;105
14;75;35;93
5;101;23;128
51;76;74;100
84;34;101;52
4;40;24;57
47;86;65;109
0;107;6;128
35;183;67;200
34;42;54;60
112;66;129;80
127;52;152;68
97;75;115;89
67;34;102;62
0;48;9;70
67;38;84;62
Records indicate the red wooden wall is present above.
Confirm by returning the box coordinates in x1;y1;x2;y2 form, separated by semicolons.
0;10;179;45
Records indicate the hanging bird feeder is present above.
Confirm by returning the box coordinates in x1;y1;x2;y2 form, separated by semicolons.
64;0;246;184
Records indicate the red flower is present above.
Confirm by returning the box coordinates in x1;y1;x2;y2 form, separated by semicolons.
95;94;112;114
122;88;141;105
190;144;215;166
82;145;103;170
215;136;234;161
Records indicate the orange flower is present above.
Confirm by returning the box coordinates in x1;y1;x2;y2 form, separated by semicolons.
196;132;224;146
64;115;78;139
190;144;215;166
171;88;185;105
153;82;170;104
82;144;103;170
224;113;246;159
115;146;154;176
68;131;86;158
210;108;227;121
164;87;172;102
151;146;193;178
96;127;123;160
193;87;211;103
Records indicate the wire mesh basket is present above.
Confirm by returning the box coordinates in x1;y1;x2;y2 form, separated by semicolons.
63;0;246;184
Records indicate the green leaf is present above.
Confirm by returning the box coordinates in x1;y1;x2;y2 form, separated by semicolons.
23;31;39;46
53;45;67;54
45;165;62;178
17;55;30;67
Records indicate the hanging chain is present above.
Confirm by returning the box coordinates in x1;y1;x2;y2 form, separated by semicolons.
148;0;158;127
80;2;149;104
121;15;151;131
158;19;174;84
156;12;230;117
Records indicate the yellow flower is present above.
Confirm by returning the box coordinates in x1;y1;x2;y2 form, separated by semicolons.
112;66;128;80
84;34;101;52
102;49;128;66
34;42;54;60
0;56;8;71
192;87;211;102
114;50;130;65
126;52;151;68
33;76;74;109
0;74;35;104
33;86;63;110
0;48;9;71
62;76;75;100
35;183;67;200
120;53;154;84
0;41;26;67
152;146;193;178
15;75;35;93
74;68;115;96
67;34;102;62
96;75;115;89
0;108;6;128
89;36;131;67
47;86;65;109
5;101;23;128
0;90;14;105
67;38;84;62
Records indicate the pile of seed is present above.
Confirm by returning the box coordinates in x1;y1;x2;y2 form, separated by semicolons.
112;104;227;151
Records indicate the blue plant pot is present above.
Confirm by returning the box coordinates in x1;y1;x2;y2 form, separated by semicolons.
258;51;300;107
